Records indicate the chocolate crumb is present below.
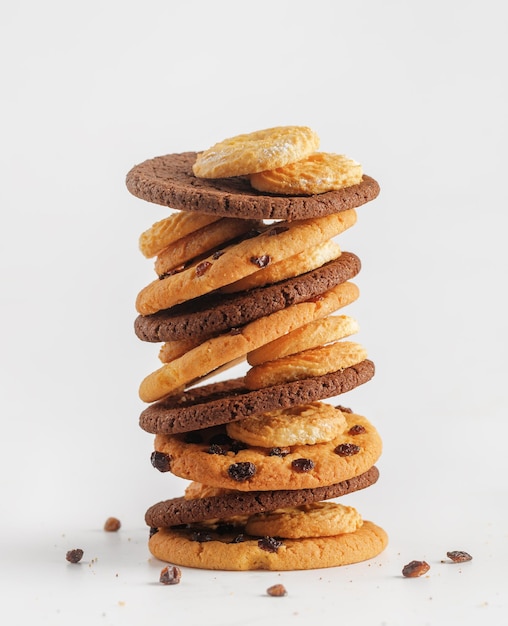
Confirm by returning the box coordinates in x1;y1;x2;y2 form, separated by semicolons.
402;560;430;577
160;565;181;585
212;250;225;260
447;550;472;563
267;583;287;596
104;517;121;532
227;461;256;481
258;537;283;553
150;451;172;472
66;549;84;564
291;458;314;473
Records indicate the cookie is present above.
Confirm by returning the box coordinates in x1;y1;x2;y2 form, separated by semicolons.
152;411;381;491
139;212;220;259
144;466;379;527
192;126;320;178
139;282;360;402
244;501;363;538
139;360;375;435
244;341;368;390
220;239;341;294
247;314;359;366
225;402;347;447
125;152;380;220
154;217;262;277
250;152;363;195
147;520;388;571
135;209;357;315
134;253;361;344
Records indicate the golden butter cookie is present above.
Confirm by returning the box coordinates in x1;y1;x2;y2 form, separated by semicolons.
126;152;380;221
145;466;380;527
248;315;359;366
139;212;220;259
140;281;358;401
245;502;362;538
225;402;347;447
192;126;320;178
250;152;363;195
154;217;262;277
220;240;341;294
148;519;388;570
136;209;357;315
245;341;368;390
152;412;382;491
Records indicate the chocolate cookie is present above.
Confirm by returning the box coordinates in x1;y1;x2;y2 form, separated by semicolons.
125;152;380;220
145;466;379;528
134;253;361;343
139;360;375;435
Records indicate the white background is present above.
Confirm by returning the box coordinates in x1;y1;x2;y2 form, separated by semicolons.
1;1;507;624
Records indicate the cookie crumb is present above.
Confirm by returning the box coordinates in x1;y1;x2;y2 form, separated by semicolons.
402;560;430;578
447;550;472;563
66;549;84;564
160;565;182;585
267;584;287;597
104;517;121;532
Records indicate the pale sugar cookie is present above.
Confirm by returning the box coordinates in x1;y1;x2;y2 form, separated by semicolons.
247;315;360;366
250;152;363;195
245;501;362;539
225;402;347;447
244;341;368;390
192;126;320;178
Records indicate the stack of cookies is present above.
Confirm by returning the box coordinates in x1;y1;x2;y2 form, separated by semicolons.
126;126;388;571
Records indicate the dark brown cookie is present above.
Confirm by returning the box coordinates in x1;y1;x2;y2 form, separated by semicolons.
145;466;379;528
139;360;375;435
126;152;380;220
134;253;361;343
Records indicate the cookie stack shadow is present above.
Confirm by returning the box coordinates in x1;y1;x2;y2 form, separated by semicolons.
127;151;388;571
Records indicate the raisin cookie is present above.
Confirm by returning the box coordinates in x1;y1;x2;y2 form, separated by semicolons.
152;412;381;491
148;520;388;571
